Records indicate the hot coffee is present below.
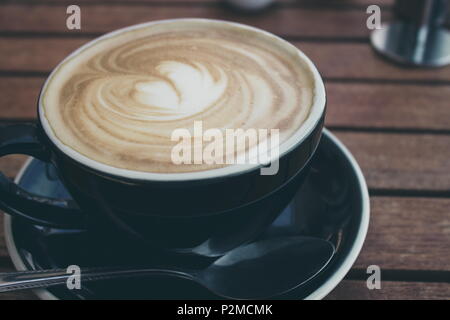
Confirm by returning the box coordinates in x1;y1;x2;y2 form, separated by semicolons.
42;19;315;173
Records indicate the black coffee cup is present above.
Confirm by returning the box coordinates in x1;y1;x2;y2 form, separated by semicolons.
0;20;326;257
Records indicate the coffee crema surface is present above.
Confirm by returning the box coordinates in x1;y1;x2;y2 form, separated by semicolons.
42;20;315;173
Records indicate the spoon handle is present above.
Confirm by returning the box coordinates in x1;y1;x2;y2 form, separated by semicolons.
0;267;192;293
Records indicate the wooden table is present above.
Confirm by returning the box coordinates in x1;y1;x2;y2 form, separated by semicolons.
0;0;449;300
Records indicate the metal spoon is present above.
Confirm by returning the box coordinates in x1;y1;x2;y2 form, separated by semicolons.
0;236;334;299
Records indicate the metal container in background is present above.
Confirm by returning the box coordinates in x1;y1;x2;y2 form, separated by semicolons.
371;0;450;67
395;0;448;26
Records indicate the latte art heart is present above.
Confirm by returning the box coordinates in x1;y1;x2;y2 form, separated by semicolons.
131;60;229;119
42;20;315;173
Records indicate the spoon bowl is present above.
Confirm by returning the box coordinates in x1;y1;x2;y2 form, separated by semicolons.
200;236;335;299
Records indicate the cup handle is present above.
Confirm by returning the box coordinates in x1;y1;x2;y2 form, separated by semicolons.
0;123;86;229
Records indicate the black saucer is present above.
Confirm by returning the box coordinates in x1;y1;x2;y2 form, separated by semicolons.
3;129;369;300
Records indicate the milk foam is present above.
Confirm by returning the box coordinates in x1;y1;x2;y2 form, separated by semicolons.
42;20;315;173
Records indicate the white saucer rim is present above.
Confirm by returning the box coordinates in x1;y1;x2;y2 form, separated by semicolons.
304;128;370;300
3;128;370;300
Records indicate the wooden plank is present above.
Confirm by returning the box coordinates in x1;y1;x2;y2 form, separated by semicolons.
326;83;450;131
326;280;450;300
2;38;450;82
1;132;450;191
0;195;448;271
0;130;449;190
0;38;85;73
355;197;450;272
0;78;43;119
0;4;383;38
0;128;449;192
335;132;450;192
300;42;450;82
3;77;450;132
0;189;449;272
